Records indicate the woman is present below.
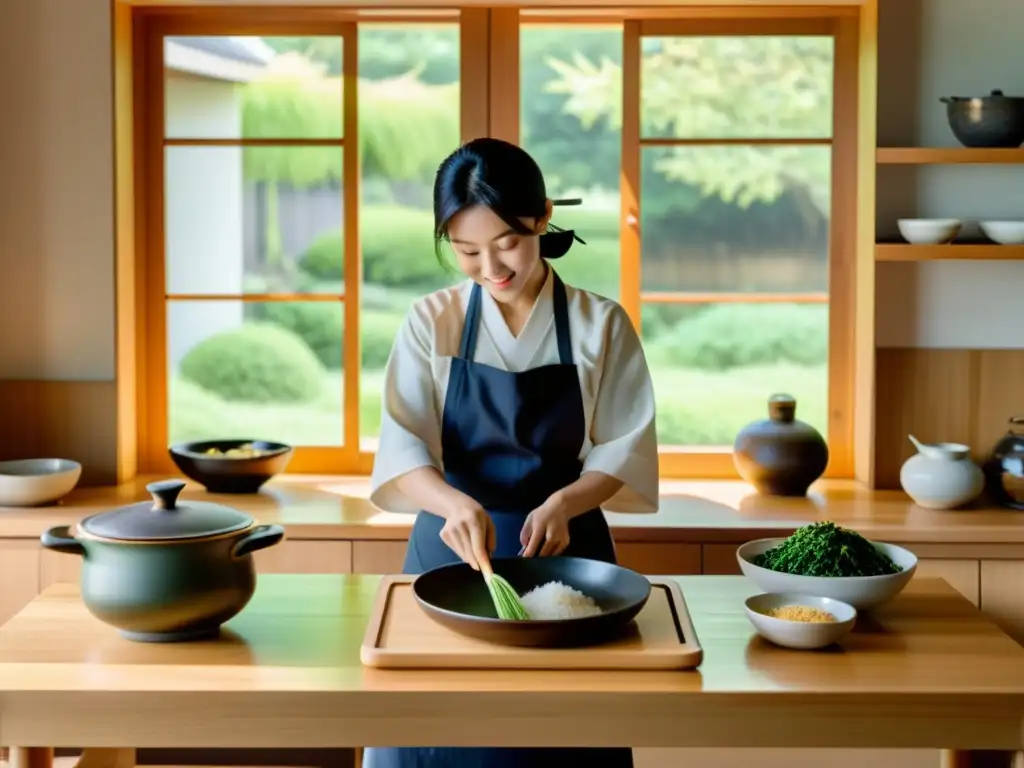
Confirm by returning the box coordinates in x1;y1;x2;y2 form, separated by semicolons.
365;137;658;768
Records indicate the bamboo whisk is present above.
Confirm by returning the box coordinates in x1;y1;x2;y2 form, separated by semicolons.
479;558;529;620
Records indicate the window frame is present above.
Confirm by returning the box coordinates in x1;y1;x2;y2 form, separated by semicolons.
129;5;861;480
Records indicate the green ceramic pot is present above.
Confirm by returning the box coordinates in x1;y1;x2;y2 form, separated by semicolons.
40;479;284;643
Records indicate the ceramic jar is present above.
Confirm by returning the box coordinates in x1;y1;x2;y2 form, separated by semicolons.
732;394;829;497
899;435;984;510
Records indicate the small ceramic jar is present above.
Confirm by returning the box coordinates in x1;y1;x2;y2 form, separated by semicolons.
732;394;829;497
899;435;984;510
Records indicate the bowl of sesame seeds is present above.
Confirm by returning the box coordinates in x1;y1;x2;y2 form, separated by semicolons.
744;592;857;650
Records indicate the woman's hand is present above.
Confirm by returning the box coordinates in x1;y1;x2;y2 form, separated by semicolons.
440;503;496;570
520;497;570;557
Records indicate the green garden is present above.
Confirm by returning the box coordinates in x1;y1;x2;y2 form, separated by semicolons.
169;27;834;449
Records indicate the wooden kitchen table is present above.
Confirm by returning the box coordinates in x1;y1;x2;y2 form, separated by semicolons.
0;576;1023;768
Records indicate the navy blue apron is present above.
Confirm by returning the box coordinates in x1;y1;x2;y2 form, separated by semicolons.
364;271;632;768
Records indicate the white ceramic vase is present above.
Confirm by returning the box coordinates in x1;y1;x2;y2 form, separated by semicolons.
899;435;984;510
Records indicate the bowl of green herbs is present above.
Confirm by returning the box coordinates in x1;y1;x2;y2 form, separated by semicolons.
736;522;917;610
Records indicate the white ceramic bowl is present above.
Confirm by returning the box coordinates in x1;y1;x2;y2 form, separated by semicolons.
979;220;1024;245
897;218;962;244
0;459;82;507
736;538;918;610
744;592;857;650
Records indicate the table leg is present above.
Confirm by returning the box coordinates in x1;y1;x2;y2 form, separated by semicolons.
941;750;1024;768
74;750;135;768
7;748;53;768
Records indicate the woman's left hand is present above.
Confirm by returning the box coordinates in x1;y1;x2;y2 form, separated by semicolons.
520;497;570;557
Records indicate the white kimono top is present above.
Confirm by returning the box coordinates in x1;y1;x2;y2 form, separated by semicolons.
369;267;659;515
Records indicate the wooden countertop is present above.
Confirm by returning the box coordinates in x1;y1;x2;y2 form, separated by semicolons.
0;575;1022;751
4;475;1024;545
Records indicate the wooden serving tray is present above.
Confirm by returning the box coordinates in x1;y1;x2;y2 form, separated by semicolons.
360;575;703;670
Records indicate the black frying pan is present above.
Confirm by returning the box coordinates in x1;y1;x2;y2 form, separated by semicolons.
412;556;652;647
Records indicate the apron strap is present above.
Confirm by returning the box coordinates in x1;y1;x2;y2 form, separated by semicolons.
552;271;573;365
456;271;574;365
457;282;483;360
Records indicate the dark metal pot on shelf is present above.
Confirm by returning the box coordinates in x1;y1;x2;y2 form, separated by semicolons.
732;394;829;497
940;90;1024;148
40;479;285;643
983;417;1024;510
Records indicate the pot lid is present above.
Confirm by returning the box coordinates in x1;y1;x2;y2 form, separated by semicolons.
945;89;1021;102
80;480;253;541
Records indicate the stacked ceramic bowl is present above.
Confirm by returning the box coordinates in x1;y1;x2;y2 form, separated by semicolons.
896;218;1024;245
736;524;918;650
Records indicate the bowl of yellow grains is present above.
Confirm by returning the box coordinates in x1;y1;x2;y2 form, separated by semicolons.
744;593;857;650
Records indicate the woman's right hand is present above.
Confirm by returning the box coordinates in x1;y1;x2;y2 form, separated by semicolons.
440;503;495;570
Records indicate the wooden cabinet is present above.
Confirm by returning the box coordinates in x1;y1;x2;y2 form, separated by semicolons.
353;541;407;574
256;540;352;574
702;544;742;575
40;546;80;589
0;540;41;626
348;541;706;576
37;539;355;587
916;559;980;607
617;542;701;574
980;560;1024;644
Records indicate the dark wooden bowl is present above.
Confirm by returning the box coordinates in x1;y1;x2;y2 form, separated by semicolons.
412;556;652;647
169;439;293;494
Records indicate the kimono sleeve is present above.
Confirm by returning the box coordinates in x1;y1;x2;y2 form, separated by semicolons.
369;308;443;514
581;305;659;513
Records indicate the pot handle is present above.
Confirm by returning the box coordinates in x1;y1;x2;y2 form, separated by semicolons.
40;525;86;556
232;524;286;559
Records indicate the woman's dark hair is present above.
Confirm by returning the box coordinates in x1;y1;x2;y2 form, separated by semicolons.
432;137;583;265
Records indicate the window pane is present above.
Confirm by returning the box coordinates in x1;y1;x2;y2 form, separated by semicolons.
640;144;831;293
640;142;831;448
641;302;828;448
167;300;343;447
358;23;461;450
165;146;343;295
640;36;834;139
520;25;622;300
164;36;344;139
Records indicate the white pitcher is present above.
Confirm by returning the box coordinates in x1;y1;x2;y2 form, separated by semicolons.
899;435;984;510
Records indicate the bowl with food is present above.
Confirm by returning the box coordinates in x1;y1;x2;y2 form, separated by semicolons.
412;556;652;647
736;521;917;610
169;439;293;494
744;592;857;650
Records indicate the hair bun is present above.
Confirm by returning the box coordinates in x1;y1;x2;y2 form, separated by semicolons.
539;229;585;260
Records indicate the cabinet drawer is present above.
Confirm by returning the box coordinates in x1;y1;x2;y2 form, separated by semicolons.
615;542;701;575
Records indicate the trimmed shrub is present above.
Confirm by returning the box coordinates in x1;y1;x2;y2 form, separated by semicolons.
179;322;325;404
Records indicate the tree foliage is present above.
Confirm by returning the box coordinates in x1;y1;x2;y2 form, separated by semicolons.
545;35;834;214
241;71;457;187
246;29;834;218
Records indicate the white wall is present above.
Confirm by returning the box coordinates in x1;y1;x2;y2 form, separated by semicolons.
0;0;115;380
164;73;246;368
0;3;252;381
875;0;1024;349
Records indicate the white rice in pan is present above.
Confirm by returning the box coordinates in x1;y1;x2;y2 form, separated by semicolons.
520;580;602;620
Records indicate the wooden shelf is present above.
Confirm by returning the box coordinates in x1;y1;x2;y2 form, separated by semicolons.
876;243;1024;261
877;147;1024;164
